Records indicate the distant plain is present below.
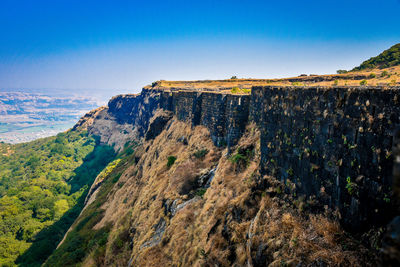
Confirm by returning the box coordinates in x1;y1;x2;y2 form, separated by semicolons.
0;89;110;143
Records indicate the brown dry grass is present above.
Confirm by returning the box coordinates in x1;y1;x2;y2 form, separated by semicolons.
81;117;377;267
168;160;199;195
254;196;368;266
146;65;400;93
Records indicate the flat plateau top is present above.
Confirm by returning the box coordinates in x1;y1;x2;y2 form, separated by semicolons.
144;65;400;95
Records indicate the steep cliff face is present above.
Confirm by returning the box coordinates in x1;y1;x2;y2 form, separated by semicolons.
47;119;376;266
255;86;399;231
73;90;161;152
47;85;400;266
159;90;251;147
162;86;399;230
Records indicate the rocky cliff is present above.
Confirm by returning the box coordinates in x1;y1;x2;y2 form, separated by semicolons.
48;84;400;266
89;86;399;230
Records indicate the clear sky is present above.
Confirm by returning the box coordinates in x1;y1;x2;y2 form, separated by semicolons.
0;0;399;95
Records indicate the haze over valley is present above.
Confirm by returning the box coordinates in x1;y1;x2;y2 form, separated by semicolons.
0;89;108;143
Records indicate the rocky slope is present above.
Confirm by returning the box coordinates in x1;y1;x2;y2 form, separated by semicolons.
42;83;400;266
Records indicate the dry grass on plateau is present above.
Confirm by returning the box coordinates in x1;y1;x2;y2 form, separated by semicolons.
82;118;377;267
148;65;400;93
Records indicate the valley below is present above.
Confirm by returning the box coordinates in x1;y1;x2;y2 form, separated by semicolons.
0;90;106;143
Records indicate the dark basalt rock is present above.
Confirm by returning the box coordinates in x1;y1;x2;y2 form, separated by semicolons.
254;86;400;231
140;218;166;249
382;216;400;265
145;110;173;140
382;127;400;265
177;136;188;145
106;85;400;234
108;90;161;137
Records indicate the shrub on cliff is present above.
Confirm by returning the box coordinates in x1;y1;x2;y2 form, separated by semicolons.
193;149;208;159
167;156;177;168
291;82;304;86
229;152;248;165
229;145;254;171
381;71;389;77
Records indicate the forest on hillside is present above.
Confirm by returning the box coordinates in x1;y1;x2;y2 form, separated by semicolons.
0;130;114;266
352;43;400;71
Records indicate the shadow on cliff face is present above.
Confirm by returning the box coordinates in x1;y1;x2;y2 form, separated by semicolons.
381;127;400;266
15;144;115;267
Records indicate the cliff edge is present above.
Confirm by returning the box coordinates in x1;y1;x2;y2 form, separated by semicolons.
43;82;400;266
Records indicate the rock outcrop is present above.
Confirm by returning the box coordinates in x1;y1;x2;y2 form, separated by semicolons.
46;83;400;266
79;86;400;232
145;110;173;140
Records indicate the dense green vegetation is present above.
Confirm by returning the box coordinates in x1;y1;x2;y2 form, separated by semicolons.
167;155;177;168
352;43;400;71
44;144;136;266
0;130;115;266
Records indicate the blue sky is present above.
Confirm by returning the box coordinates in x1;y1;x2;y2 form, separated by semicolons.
0;0;399;95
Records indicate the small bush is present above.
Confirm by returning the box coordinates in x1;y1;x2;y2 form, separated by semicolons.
195;188;207;197
345;176;357;195
333;80;339;86
193;149;208;159
369;73;376;78
336;69;348;74
231;87;250;94
291;82;303;86
229;153;248;165
381;71;389;77
231;87;240;93
229;146;254;171
360;80;367;85
231;76;237;79
229;145;254;167
167;156;177;168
